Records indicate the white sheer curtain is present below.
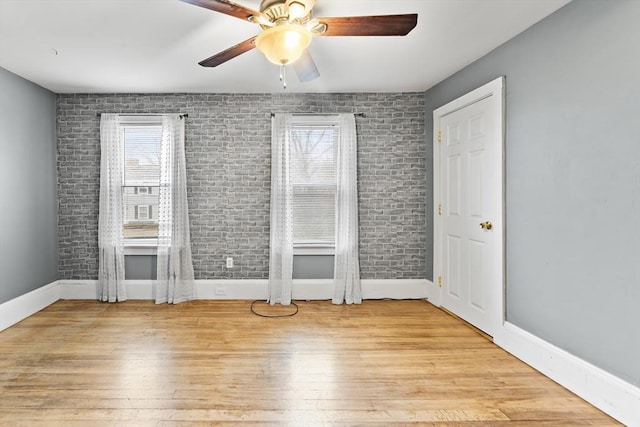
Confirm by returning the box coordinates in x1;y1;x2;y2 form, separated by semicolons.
269;113;361;305
156;115;196;304
333;114;361;304
268;113;294;305
98;114;126;302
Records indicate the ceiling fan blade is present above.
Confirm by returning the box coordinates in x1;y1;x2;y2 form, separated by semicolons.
293;50;320;83
179;0;260;22
198;36;257;67
318;14;418;37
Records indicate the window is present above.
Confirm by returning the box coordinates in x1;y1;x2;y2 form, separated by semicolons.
134;205;151;220
289;119;338;248
122;121;162;242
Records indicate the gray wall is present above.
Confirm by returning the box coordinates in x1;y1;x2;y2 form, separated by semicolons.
0;67;58;304
293;255;334;280
57;93;427;282
424;0;640;387
124;255;334;280
125;256;157;280
126;254;332;280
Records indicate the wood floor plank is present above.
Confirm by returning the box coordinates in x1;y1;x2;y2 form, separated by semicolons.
0;300;620;425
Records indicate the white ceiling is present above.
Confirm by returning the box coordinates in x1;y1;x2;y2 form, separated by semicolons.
0;0;571;94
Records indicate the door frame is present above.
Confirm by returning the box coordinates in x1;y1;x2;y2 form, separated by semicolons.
430;76;506;335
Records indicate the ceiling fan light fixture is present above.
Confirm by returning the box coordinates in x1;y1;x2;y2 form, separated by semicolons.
255;24;312;65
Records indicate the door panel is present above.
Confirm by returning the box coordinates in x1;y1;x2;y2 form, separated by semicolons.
469;239;485;310
447;155;462;215
447;235;462;298
469;150;484;216
469;114;486;139
439;95;499;335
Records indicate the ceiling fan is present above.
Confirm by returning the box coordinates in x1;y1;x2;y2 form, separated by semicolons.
180;0;418;86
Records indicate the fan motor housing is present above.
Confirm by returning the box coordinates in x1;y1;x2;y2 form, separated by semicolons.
259;0;286;11
260;0;289;22
259;0;313;24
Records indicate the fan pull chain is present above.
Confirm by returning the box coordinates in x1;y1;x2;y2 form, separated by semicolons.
280;64;287;89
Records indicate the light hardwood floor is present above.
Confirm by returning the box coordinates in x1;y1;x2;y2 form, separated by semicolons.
0;300;619;426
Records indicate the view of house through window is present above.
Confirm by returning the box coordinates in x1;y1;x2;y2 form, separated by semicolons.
290;122;338;247
122;124;162;240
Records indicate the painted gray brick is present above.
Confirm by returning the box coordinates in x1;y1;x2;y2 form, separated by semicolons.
57;93;426;280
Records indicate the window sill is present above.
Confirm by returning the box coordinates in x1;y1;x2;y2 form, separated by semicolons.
293;245;335;256
124;239;158;256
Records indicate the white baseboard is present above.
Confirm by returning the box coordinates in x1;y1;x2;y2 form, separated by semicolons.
494;322;640;427
425;277;442;306
292;279;333;300
58;278;429;301
363;279;429;299
59;280;158;300
0;280;60;332
196;280;269;300
58;280;99;299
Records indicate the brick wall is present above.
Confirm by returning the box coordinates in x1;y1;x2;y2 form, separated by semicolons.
57;93;426;280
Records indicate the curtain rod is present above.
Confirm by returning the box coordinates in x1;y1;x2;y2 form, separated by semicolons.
96;113;188;118
270;112;366;118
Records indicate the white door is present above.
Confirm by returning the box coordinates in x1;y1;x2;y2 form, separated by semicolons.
433;77;504;337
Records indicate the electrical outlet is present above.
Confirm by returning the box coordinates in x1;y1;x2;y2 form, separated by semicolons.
215;287;227;296
226;257;233;268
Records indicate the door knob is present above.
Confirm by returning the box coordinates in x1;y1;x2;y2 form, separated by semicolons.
480;221;493;230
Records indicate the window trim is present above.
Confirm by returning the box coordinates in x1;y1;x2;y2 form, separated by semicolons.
293;244;335;256
123;240;158;255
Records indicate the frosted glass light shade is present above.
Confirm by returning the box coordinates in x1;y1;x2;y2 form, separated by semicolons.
255;24;312;65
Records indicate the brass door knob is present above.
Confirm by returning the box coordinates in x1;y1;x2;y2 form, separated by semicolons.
480;221;493;230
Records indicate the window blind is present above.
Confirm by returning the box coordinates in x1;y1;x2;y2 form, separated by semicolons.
289;124;338;245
